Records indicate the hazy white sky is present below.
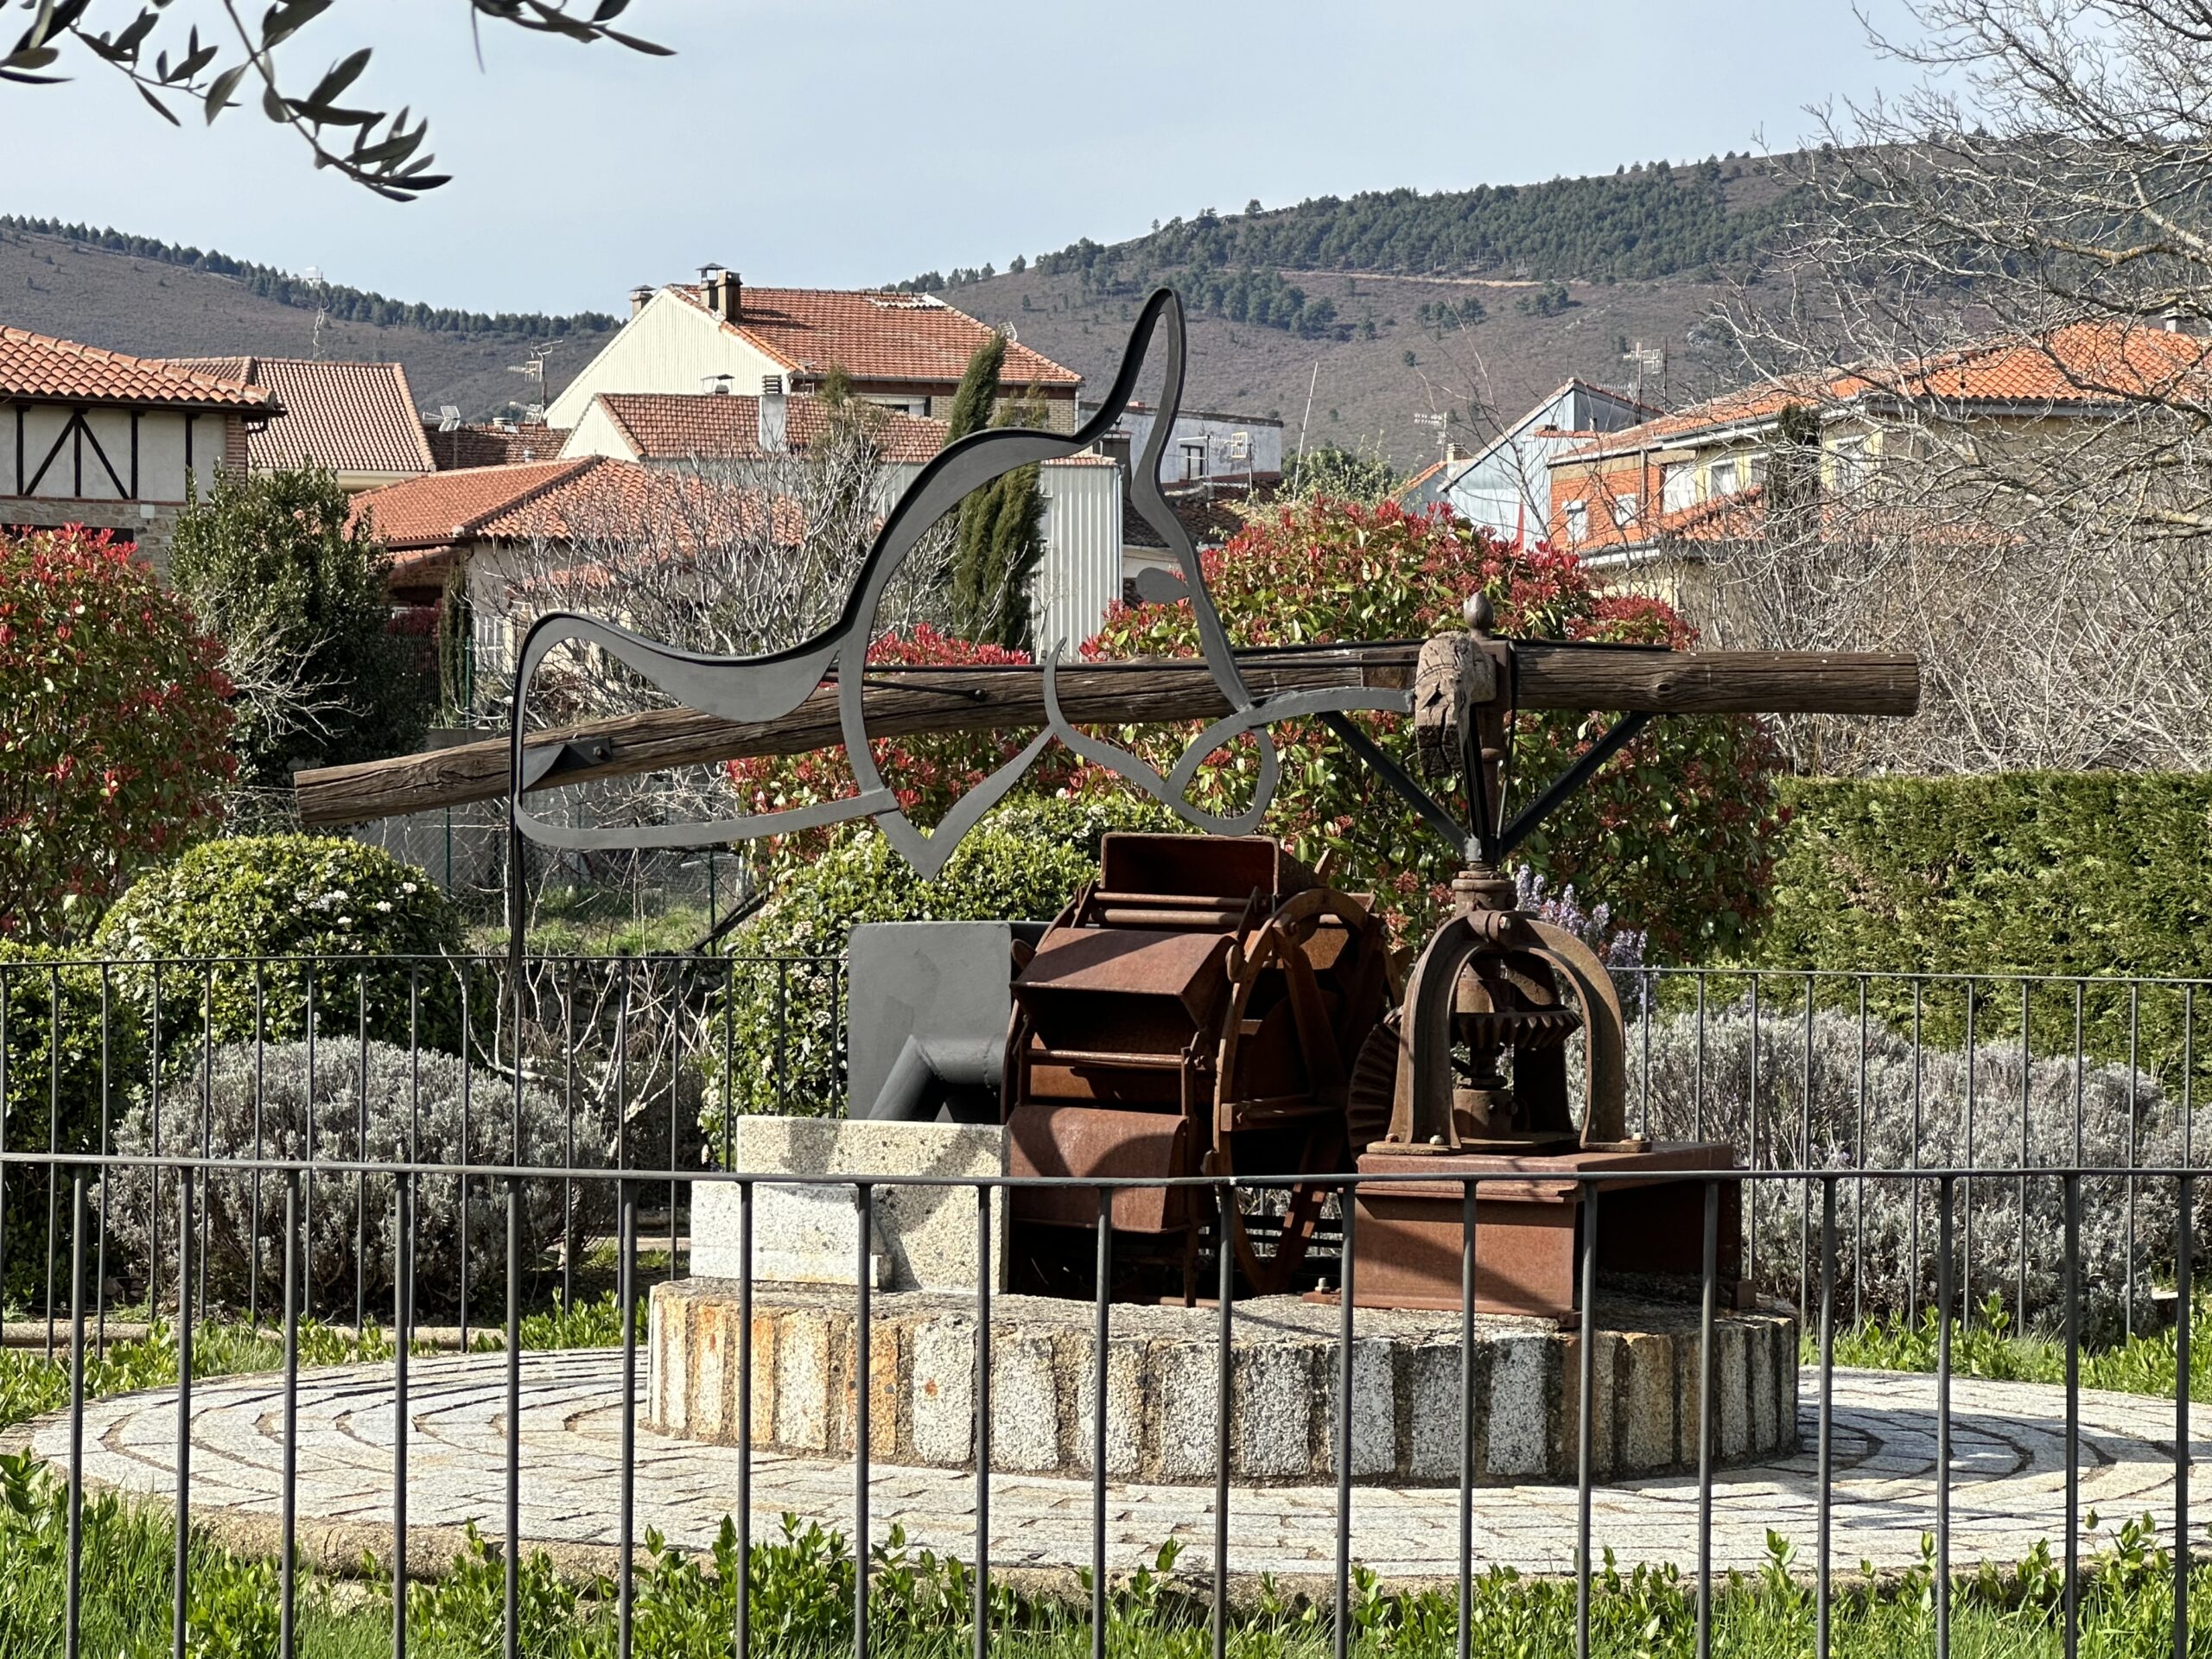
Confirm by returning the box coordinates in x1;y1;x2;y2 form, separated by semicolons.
1;1;1925;315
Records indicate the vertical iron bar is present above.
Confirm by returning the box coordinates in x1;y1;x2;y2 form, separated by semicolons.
357;975;368;1335
855;1183;874;1659
1855;979;1867;1328
1091;1185;1111;1659
2064;1171;2081;1659
1801;975;1813;1315
2175;1172;2191;1659
2021;981;2032;1327
1748;975;1760;1298
395;1168;412;1659
1575;1180;1598;1659
563;970;576;1313
1936;1174;1954;1658
973;1183;991;1659
64;1173;86;1659
1696;1178;1718;1659
198;965;212;1322
96;967;109;1354
618;1183;638;1659
1964;979;1976;1311
1458;1179;1477;1659
305;969;316;1323
504;1174;522;1659
1211;1179;1232;1659
2127;985;2140;1339
459;973;471;1348
251;968;266;1329
736;1179;755;1659
281;1171;300;1659
173;1166;194;1659
46;972;60;1359
1817;1175;1835;1659
1334;1184;1356;1659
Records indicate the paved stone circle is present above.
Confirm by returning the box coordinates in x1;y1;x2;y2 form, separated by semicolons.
26;1350;2209;1589
648;1281;1799;1485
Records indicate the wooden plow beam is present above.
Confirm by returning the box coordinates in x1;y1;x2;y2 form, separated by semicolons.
291;642;1919;830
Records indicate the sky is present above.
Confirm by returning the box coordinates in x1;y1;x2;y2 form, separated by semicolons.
0;1;1929;317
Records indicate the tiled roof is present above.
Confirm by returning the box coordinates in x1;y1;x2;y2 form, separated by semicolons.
1563;321;2212;459
353;455;803;582
1;327;275;410
594;391;949;463
669;284;1080;387
162;357;436;476
423;422;569;469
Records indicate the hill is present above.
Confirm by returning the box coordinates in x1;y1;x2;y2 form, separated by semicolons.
913;157;1797;467
0;155;1798;467
0;219;615;420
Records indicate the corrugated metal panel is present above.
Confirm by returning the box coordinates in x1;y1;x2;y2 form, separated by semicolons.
1033;462;1124;654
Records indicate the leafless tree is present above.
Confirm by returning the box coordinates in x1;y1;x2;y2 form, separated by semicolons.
1695;0;2212;772
472;399;957;834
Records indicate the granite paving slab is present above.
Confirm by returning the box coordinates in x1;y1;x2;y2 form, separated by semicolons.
25;1351;2209;1586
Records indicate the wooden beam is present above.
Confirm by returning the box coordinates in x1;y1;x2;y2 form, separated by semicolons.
293;642;1918;829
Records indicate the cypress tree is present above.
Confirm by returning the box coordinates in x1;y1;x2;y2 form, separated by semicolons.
943;335;1046;651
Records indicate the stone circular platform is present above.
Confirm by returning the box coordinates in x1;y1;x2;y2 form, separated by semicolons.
24;1351;2207;1588
646;1281;1798;1485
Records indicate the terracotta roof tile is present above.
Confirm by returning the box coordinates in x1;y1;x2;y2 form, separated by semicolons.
353;455;804;583
1;327;275;411
1565;321;2212;459
162;357;436;476
670;284;1079;387
595;391;949;463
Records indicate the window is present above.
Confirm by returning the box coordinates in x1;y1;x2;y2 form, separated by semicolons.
1829;433;1871;493
1709;458;1740;498
1661;461;1696;513
1180;440;1208;480
1611;492;1637;528
1564;499;1589;544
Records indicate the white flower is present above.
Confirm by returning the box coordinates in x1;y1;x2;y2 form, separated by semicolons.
373;900;393;913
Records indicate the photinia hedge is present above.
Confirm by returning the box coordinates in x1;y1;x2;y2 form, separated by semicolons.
0;526;234;942
1080;498;1783;958
723;623;1077;845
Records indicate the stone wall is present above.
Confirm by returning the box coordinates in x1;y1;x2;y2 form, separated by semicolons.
646;1280;1797;1487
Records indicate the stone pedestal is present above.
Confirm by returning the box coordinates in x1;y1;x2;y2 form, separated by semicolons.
645;1280;1798;1486
695;1116;1008;1291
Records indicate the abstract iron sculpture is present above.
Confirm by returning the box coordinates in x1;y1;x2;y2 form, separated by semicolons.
503;288;1408;874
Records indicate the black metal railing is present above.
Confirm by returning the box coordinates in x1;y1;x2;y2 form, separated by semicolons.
0;953;2206;1658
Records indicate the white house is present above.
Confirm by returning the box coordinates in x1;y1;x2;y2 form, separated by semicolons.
2;326;278;567
1418;380;1651;543
1078;398;1285;486
547;270;1082;431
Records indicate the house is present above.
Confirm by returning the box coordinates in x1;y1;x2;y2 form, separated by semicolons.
1545;320;2212;602
545;267;1082;431
1;326;277;567
1080;398;1283;486
1403;381;1649;541
163;356;435;490
557;386;1128;652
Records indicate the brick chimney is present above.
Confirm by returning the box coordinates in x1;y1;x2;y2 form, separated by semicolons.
629;284;654;317
699;264;741;321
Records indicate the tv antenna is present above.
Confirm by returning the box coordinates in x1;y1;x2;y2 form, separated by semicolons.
1622;339;1668;404
436;404;463;433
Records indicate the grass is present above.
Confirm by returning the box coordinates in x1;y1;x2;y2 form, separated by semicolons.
3;1294;2209;1654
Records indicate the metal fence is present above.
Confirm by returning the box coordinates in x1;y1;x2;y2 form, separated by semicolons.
1;954;2207;1659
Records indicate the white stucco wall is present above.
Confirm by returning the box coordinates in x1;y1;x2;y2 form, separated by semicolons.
544;291;788;429
6;402;222;503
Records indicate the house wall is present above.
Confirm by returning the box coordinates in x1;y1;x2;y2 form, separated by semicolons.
1033;460;1123;654
1086;405;1282;482
545;291;787;428
560;397;640;461
1451;384;1647;543
3;402;241;569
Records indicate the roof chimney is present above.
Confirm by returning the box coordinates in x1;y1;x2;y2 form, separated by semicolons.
758;383;788;452
699;263;741;322
629;284;654;317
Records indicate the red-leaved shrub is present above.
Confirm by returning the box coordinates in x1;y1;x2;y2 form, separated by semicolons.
0;527;234;940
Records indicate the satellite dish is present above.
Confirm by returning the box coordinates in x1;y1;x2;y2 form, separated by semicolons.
437;404;462;433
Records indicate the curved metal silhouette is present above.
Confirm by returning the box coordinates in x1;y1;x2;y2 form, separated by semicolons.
505;287;1412;874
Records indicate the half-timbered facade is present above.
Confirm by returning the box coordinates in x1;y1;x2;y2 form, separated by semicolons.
2;327;276;568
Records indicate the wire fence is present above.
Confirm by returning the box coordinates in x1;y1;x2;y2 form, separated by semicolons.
0;953;2207;1659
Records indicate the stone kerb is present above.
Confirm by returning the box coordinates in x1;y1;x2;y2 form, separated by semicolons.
645;1280;1797;1486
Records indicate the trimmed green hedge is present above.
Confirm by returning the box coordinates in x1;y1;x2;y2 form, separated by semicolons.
708;795;1173;1138
1745;772;2212;1077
